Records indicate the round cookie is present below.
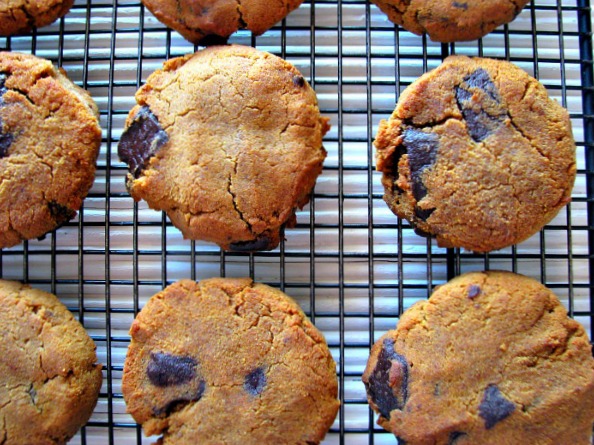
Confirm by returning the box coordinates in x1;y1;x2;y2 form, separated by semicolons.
0;279;103;444
141;0;304;45
362;271;594;444
0;52;102;249
375;56;575;253
0;0;74;37
371;0;529;42
122;278;339;444
117;45;329;252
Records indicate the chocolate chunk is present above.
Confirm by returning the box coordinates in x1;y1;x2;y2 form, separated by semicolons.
147;352;197;387
365;338;409;420
455;69;506;143
478;384;515;429
154;380;206;416
452;1;468;9
229;235;272;252
402;128;439;202
117;106;169;178
47;201;76;226
396;438;407;445
0;118;13;158
293;75;305;87
244;367;267;396
448;431;467;444
467;284;481;299
414;207;434;221
0;73;7;97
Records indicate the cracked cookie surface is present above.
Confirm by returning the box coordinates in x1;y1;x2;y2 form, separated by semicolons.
363;271;594;444
371;0;529;42
375;56;576;252
0;52;102;249
118;44;329;251
0;279;102;444
0;0;74;36
141;0;304;45
122;278;340;445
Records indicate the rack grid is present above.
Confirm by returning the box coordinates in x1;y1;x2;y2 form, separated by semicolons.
0;0;592;443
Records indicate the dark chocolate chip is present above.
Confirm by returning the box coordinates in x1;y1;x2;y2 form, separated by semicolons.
452;1;468;9
147;352;197;387
467;284;481;299
396;438;408;445
365;338;409;420
455;69;506;143
244;367;267;396
293;75;305;87
0;73;7;96
117;106;169;178
229;235;272;252
402;128;439;202
448;431;468;445
413;226;432;238
47;201;76;226
153;380;206;417
478;384;515;429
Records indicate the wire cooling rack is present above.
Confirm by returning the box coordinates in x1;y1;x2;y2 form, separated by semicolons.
1;1;593;444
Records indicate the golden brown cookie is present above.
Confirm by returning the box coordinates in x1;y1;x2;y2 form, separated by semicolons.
118;44;329;252
0;279;103;444
0;52;102;249
375;56;576;253
371;0;529;42
122;278;339;444
363;271;594;444
0;0;74;36
141;0;304;45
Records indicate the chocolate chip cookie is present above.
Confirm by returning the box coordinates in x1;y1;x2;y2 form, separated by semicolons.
118;45;329;252
0;0;74;36
375;56;576;252
371;0;529;42
0;279;103;444
141;0;304;45
122;278;339;444
0;52;102;249
363;271;594;444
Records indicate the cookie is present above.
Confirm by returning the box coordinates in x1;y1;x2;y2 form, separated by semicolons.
375;56;575;253
0;279;103;444
0;52;102;249
0;0;74;37
118;44;328;252
371;0;529;42
141;0;304;45
122;278;339;444
362;271;594;444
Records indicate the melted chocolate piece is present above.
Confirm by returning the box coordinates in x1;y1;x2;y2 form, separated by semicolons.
396;438;407;445
467;284;481;299
293;75;305;87
229;235;272;252
147;352;197;387
452;1;468;9
478;384;515;429
117;106;169;178
47;201;76;226
448;431;467;444
414;207;435;221
153;380;206;417
244;367;267;396
455;69;506;143
0;73;7;98
402;128;439;203
365;338;409;420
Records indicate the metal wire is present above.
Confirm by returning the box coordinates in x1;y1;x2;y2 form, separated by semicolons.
0;0;592;444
